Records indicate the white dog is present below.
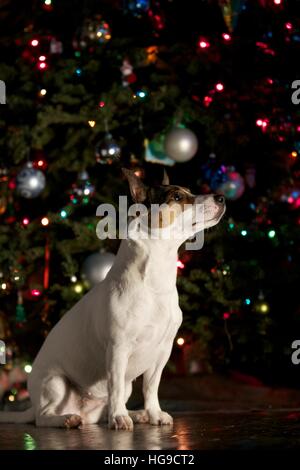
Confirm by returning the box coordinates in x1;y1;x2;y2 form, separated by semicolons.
0;169;225;429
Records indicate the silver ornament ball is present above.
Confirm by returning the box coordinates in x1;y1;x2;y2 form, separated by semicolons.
16;162;46;199
164;127;198;162
82;252;115;286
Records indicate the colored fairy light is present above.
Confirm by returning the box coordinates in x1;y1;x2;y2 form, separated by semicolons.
136;90;147;99
291;151;298;158
88;120;96;128
256;118;269;129
215;82;224;92
44;0;52;4
30;39;39;47
8;395;15;402
24;364;32;373
41;217;49;226
222;33;231;41
31;289;41;297
285;22;293;30
229;222;235;230
99;101;105;108
75;68;82;75
177;337;185;346
60;209;67;218
273;0;281;4
203;96;213;107
39;55;46;62
241;229;247;236
259;302;269;314
40;89;47;96
245;298;251;305
199;39;210;49
268;229;276;238
22;217;30;226
223;312;230;320
256;119;263;126
38;62;47;70
74;283;83;294
176;260;185;269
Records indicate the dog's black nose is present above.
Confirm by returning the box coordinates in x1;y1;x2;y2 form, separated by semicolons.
214;194;225;205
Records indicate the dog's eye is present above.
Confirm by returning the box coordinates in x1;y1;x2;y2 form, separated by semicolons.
173;192;182;202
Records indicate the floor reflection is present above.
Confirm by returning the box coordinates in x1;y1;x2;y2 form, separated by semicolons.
1;411;300;450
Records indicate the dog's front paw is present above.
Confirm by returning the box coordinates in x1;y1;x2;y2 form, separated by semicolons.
64;414;82;429
109;414;134;431
148;410;173;426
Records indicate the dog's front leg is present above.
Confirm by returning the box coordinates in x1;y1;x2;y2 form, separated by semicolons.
143;345;173;426
107;345;133;431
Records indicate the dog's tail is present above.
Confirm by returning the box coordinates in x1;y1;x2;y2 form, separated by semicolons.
0;407;35;424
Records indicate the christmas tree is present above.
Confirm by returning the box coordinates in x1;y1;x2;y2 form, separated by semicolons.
1;0;300;405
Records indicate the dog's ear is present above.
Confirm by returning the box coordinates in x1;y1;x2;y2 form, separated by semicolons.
122;168;147;203
162;169;170;186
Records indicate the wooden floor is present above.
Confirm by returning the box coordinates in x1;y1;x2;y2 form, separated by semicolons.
0;410;300;450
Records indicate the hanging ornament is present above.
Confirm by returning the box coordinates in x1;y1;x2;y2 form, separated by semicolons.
210;165;245;200
82;252;115;286
120;58;137;87
75;15;111;49
16;162;46;199
95;133;121;165
218;0;246;32
124;0;150;18
16;291;26;324
70;170;95;204
164;127;199;163
144;137;175;166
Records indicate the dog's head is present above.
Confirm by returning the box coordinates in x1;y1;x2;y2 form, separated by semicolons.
122;168;226;243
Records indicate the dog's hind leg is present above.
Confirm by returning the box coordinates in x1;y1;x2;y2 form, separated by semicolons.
35;375;82;428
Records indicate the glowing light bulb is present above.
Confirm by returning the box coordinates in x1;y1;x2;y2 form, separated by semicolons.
273;0;281;4
222;33;231;41
39;55;46;62
1;283;7;290
31;289;41;297
256;119;263;126
259;302;269;314
8;395;15;402
245;298;251;305
70;275;77;283
241;230;247;236
41;217;49;226
22;217;30;226
177;337;185;346
223;312;230;320
99;101;105;108
74;283;83;294
199;39;210;49
24;364;32;373
291;151;298;158
176;260;185;269
268;229;276;238
285;22;293;30
31;39;39;47
45;0;52;4
40;89;47;96
38;62;47;70
215;82;224;92
88;120;96;128
60;210;67;219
